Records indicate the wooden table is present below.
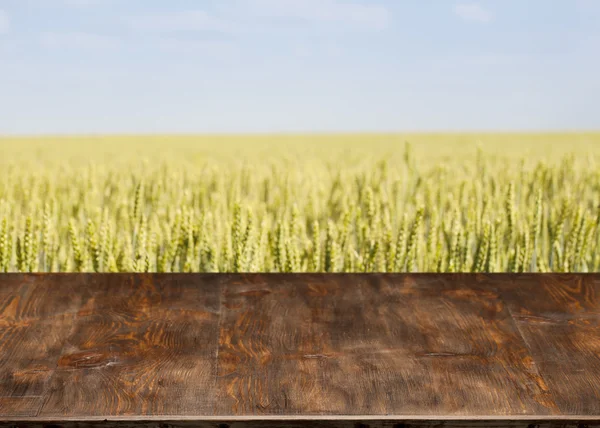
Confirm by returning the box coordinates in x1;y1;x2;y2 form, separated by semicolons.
1;273;599;428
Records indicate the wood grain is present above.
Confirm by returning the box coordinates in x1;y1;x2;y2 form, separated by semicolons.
0;397;42;417
215;274;369;415
37;274;222;418
215;274;558;416
499;274;600;415
353;274;558;416
1;273;600;425
0;275;83;403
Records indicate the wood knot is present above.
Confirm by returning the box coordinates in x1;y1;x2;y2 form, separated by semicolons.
58;350;113;369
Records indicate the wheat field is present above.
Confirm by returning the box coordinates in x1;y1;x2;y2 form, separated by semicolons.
0;133;599;273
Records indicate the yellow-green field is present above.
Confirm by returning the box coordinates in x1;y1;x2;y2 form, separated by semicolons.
0;133;599;273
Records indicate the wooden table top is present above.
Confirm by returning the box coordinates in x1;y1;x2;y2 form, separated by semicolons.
1;273;599;427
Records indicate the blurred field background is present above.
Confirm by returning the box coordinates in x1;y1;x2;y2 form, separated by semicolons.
0;133;599;273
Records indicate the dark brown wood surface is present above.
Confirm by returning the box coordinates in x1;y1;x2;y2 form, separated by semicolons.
1;273;599;426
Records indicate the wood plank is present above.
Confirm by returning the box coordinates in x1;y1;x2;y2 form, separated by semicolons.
499;274;600;415
354;274;558;416
1;273;600;424
36;274;222;418
215;273;558;417
0;275;84;407
215;273;368;415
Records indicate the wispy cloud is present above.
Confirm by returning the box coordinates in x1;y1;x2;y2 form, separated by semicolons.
240;0;390;31
40;32;119;50
128;10;236;34
128;1;390;36
0;9;10;34
155;38;240;59
62;0;108;5
20;0;112;7
454;3;492;23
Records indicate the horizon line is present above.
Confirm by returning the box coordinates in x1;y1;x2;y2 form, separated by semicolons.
2;129;600;138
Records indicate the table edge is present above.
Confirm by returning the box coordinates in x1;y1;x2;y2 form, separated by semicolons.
3;416;600;422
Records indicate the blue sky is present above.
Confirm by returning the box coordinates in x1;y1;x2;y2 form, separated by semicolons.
0;0;599;134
